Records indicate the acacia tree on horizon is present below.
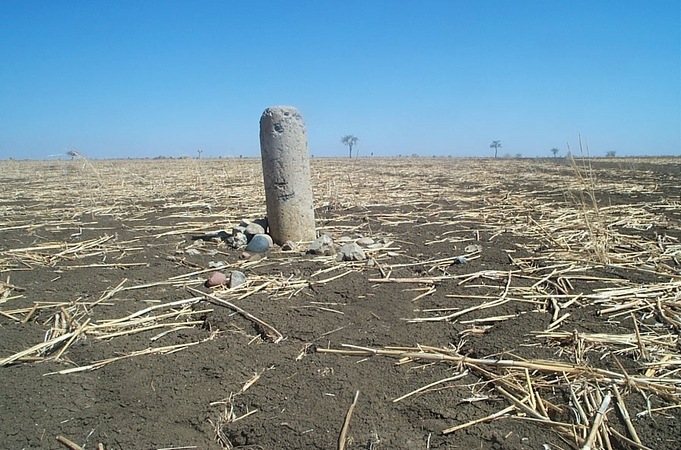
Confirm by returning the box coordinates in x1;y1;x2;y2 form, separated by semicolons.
66;149;82;160
341;135;359;158
341;134;359;158
490;140;502;158
551;147;560;158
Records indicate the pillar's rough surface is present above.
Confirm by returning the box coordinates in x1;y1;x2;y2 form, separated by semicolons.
259;106;316;245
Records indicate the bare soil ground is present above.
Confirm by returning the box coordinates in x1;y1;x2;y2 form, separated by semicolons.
1;157;680;450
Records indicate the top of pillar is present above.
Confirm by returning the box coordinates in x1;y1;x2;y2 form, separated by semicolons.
260;106;303;121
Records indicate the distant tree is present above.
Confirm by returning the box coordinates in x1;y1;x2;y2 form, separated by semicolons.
197;149;203;159
341;135;359;158
490;140;502;158
551;148;560;158
515;153;522;159
66;149;81;160
605;150;617;157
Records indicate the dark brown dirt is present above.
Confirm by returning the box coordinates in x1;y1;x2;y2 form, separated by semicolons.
1;157;679;450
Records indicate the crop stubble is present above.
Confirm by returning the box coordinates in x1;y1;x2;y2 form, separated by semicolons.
0;156;680;449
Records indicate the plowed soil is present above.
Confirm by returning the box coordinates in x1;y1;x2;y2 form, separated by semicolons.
1;157;679;450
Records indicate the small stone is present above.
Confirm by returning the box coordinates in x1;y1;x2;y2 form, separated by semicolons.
336;236;353;243
209;261;228;268
308;235;335;256
355;237;375;247
387;251;400;257
185;248;201;256
240;252;264;261
201;230;229;242
253;217;268;231
454;256;467;264
205;271;227;288
339;243;366;261
229;270;247;288
244;222;266;237
366;243;384;250
229;232;248;249
245;233;273;253
281;240;297;251
218;230;230;241
465;244;482;253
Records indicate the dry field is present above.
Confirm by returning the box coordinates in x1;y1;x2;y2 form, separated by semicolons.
1;156;680;450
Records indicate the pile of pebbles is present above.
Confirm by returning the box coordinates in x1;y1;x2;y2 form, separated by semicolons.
199;217;388;288
307;234;388;262
228;218;272;253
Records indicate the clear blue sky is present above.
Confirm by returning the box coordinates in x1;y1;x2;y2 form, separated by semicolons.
1;0;679;159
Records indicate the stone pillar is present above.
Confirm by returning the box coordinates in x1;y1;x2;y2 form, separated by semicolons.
259;106;316;245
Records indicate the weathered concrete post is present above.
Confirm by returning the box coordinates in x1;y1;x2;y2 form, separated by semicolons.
259;106;316;245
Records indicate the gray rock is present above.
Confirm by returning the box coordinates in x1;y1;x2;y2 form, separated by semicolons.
253;217;268;231
229;270;247;288
245;233;273;253
308;235;335;256
355;237;375;247
339;243;366;261
245;222;266;237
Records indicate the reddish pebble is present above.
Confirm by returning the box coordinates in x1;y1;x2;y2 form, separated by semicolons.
205;271;227;287
239;251;252;260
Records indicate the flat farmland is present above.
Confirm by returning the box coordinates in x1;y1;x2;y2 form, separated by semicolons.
1;157;680;450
